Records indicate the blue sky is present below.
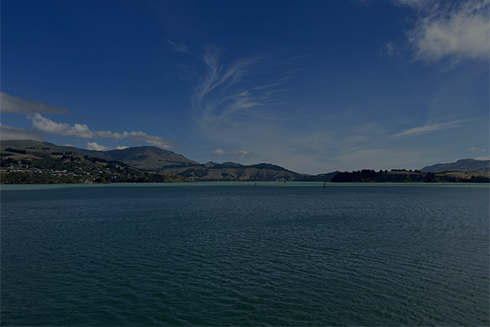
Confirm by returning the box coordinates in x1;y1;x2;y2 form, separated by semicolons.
2;0;489;174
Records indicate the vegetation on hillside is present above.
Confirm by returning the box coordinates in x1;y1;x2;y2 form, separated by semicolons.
0;146;189;184
59;144;199;170
421;159;490;172
2;139;489;184
160;162;338;182
331;169;489;183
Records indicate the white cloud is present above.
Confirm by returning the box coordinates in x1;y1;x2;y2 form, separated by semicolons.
212;148;257;159
1;92;72;115
27;114;178;148
467;146;486;153
398;0;490;66
0;123;46;141
87;142;110;151
474;156;490;160
394;119;470;136
86;142;129;151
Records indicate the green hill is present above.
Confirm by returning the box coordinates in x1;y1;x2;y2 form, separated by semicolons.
0;140;337;182
1;140;72;154
59;145;199;171
420;159;490;172
0;140;190;184
160;162;338;182
332;169;489;183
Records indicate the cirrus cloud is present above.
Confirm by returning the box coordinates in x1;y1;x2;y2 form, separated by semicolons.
394;119;472;136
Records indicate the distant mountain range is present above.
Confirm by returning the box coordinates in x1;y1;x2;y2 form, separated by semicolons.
0;140;337;182
421;159;490;172
1;140;489;183
60;143;335;181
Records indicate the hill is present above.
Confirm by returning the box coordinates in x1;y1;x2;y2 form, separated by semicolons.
332;169;489;183
0;140;189;184
1;140;338;182
160;162;338;182
2;140;72;154
59;145;199;170
421;159;490;172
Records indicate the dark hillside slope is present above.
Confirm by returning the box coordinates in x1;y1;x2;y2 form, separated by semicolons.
1;140;70;154
421;159;490;172
60;145;199;171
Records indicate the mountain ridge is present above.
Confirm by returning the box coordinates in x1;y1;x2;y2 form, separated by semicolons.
0;140;337;182
59;145;199;170
421;158;490;173
2;140;489;182
0;140;190;184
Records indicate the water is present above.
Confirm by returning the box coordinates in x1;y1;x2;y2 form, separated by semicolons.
1;182;488;326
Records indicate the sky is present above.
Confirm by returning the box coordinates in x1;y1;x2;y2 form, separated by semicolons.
1;0;489;174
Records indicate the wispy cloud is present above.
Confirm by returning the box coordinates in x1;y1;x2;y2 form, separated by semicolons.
467;146;486;153
394;119;470;136
0;123;46;141
190;45;290;127
392;0;432;9
28;114;178;148
212;148;257;160
1;92;72;115
192;45;258;119
381;41;399;57
167;39;191;54
253;80;289;90
391;0;489;67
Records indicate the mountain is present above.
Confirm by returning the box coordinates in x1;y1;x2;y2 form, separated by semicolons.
58;145;199;171
420;159;490;173
159;162;338;182
1;140;337;182
75;147;330;182
0;140;190;184
1;139;70;154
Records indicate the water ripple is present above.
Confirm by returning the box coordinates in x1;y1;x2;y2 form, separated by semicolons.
1;184;488;326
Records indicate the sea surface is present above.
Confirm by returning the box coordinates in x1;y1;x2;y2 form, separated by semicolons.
1;182;489;326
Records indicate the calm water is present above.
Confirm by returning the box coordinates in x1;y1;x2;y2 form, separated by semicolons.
1;182;489;326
